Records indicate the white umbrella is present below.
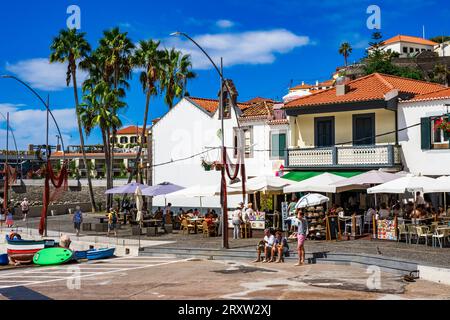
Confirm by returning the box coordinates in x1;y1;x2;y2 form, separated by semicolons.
283;173;347;194
135;186;144;224
229;175;294;193
367;175;444;194
332;170;402;192
167;185;222;215
296;193;330;209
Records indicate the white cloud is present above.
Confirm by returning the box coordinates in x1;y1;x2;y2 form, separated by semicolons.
216;19;235;29
5;58;88;91
165;29;310;70
0;104;78;150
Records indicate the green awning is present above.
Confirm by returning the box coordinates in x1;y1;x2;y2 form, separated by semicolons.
282;171;364;182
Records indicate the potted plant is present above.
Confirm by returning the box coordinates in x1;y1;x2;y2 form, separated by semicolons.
201;159;212;171
213;161;223;171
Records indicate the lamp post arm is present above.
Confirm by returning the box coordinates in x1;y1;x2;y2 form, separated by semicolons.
1;75;66;158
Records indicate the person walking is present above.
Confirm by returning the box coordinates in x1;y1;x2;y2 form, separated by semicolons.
73;206;83;237
107;208;118;237
296;209;309;266
21;198;30;221
6;207;14;228
231;203;243;240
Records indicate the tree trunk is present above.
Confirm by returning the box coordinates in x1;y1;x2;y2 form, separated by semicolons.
127;88;151;185
101;128;111;211
72;67;97;213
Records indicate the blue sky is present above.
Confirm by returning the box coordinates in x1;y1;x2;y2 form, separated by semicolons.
1;0;449;149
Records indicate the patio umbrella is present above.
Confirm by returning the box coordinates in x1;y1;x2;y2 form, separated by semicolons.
332;170;402;192
141;182;185;197
296;193;330;209
167;185;221;215
105;182;148;194
367;175;445;194
135;186;144;224
283;173;348;194
228;175;294;193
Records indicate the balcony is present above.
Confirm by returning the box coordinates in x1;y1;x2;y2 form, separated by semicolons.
286;145;402;169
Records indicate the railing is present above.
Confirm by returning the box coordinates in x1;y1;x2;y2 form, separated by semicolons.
286;145;402;168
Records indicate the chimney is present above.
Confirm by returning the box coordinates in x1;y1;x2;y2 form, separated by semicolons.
316;80;319;87
335;76;350;96
302;81;305;86
56;145;62;152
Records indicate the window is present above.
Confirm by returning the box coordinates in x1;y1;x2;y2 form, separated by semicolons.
403;47;408;54
271;132;287;158
120;136;128;144
410;47;415;53
415;48;420;52
233;127;253;158
130;136;138;144
353;113;375;145
421;116;450;150
314;117;335;147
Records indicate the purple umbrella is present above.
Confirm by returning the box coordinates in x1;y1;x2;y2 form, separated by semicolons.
105;182;148;194
141;182;185;197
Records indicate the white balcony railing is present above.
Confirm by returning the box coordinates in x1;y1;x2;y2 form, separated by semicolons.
287;145;401;168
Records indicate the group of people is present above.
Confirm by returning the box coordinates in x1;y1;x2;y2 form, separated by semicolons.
231;202;255;240
254;208;309;266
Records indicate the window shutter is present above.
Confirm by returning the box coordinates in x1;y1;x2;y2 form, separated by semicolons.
279;134;287;157
420;117;431;150
444;115;450;145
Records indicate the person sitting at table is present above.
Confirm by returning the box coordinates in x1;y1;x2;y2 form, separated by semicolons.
378;203;390;219
438;206;446;218
211;209;218;219
193;209;200;217
154;208;163;220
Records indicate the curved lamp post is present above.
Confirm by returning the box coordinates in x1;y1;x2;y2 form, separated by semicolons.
170;31;247;249
1;75;66;157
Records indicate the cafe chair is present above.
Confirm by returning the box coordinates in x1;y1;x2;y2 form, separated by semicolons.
406;225;418;245
181;219;195;235
432;228;449;248
397;223;408;243
416;226;432;246
363;211;373;233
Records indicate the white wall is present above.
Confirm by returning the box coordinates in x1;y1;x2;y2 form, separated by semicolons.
151;99;286;209
398;99;450;175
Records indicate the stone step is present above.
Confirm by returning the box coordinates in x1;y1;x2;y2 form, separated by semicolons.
139;246;419;275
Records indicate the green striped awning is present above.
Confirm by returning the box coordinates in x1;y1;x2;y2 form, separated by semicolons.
282;171;364;182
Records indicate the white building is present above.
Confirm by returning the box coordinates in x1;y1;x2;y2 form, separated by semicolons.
398;87;450;175
374;35;437;58
434;41;450;57
151;93;288;209
283;80;334;103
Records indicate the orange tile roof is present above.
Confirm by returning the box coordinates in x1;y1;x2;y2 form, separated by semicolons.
290;83;313;90
52;152;138;158
284;73;446;109
116;126;144;135
317;79;335;87
186;97;251;113
241;101;274;118
243;97;275;104
404;87;450;103
383;35;438;47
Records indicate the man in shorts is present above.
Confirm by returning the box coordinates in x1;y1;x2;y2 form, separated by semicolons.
253;229;275;263
296;209;309;266
21;198;30;221
107;208;118;237
73;206;83;237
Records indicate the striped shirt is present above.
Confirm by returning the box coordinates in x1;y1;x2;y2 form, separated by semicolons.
297;218;309;236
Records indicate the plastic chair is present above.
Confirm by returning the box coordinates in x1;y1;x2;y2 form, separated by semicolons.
397;223;408;243
432;228;449;248
416;226;432;246
181;219;195;235
364;211;373;233
406;224;417;245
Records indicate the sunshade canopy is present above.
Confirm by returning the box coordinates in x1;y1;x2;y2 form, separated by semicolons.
282;171;363;182
105;182;148;195
296;193;330;209
229;175;294;193
332;170;403;192
367;175;449;194
283;173;348;193
141;182;185;196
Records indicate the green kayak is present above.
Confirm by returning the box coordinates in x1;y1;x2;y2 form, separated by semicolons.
33;248;74;266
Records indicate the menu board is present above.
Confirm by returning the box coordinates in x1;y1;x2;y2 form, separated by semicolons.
228;211;266;230
377;219;397;240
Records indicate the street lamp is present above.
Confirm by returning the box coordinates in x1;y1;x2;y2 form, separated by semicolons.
1;74;67;237
170;31;246;249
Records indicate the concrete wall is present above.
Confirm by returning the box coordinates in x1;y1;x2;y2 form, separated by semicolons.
291;108;396;148
398;98;450;175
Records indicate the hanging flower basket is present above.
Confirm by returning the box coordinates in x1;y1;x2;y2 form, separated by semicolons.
201;159;213;171
213;161;223;171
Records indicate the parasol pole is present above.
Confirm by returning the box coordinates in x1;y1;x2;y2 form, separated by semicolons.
3;113;9;211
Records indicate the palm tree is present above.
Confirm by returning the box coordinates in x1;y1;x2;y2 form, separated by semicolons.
339;42;353;67
161;48;196;109
50;28;97;212
97;28;134;208
127;39;165;184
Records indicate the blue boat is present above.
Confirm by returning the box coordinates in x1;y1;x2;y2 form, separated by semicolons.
73;250;88;260
0;254;9;266
86;248;115;261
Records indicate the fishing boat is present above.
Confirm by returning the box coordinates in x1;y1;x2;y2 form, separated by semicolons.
86;248;115;261
73;250;88;260
6;236;55;264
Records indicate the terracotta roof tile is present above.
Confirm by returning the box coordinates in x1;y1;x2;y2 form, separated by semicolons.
243;97;275;104
284;73;446;109
186;97;251;114
404;87;450;103
116;126;144;135
241;101;273;118
383;35;438;47
290;83;313;90
268;119;289;125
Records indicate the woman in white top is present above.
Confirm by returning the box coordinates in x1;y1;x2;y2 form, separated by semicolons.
378;203;390;219
232;204;243;239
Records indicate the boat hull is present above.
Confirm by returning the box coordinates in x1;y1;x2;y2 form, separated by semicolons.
6;236;53;265
86;248;115;260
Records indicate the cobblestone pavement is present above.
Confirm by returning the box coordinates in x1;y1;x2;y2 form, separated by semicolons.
0;256;448;300
10;214;450;268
